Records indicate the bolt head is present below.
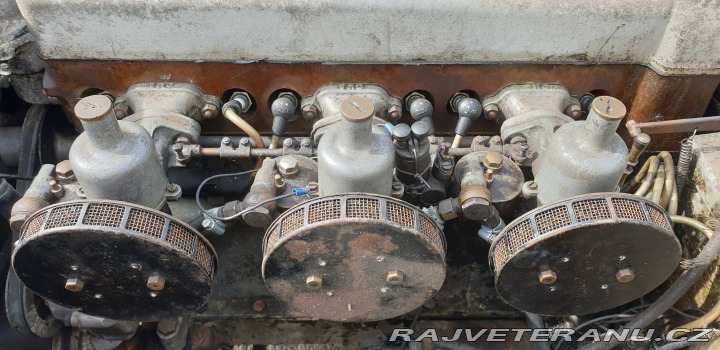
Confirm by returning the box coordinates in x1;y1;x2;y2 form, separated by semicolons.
147;275;166;291
253;300;267;312
55;160;74;179
483;151;504;169
221;137;232;146
306;275;323;290
616;268;635;283
387;105;402;121
278;157;299;176
65;278;84;292
283;138;294;147
113;102;130;119
437;199;459;221
460;197;492;221
386;270;404;285
239;137;250;146
201;103;219;119
539;270;557;284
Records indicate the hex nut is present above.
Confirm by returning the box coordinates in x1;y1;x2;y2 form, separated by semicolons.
201;103;219;119
616;268;635;283
437;199;459;221
386;270;404;285
303;105;319;120
484;103;500;120
539;270;557;284
387;105;402;121
65;277;85;292
147;275;166;291
483;151;504;169
55;160;74;179
306;275;323;290
565;104;583;119
278;157;299;177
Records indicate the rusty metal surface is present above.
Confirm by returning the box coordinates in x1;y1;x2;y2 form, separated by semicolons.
262;194;446;322
42;61;720;150
491;193;681;316
12;200;217;321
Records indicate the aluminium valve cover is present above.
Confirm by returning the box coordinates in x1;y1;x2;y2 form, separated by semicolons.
12;200;217;321
490;193;681;316
262;193;446;322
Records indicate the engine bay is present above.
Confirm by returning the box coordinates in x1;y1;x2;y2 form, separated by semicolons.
2;1;720;349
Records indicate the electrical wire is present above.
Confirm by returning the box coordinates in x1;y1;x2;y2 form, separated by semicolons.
196;169;309;222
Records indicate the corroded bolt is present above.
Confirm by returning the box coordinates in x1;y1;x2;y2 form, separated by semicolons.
55;160;74;179
387;105;402;121
306;182;319;194
616;268;635;283
253;300;267;312
201;103;219;119
283;138;294;147
386;270;404;285
565;104;583;119
306;275;323;290
147;275;166;291
113;101;130;119
303;105;319;120
484;104;499;121
483;151;504;169
300;138;311;147
539;270;557;284
65;277;84;292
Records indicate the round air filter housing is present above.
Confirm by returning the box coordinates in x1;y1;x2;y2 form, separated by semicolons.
490;193;680;316
12;200;217;321
262;193;446;322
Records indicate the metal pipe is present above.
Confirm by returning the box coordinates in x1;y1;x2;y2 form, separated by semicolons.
627;116;720;136
223;108;265;149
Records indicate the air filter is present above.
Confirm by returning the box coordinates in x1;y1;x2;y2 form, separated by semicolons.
262;193;446;322
490;193;680;316
12;200;217;321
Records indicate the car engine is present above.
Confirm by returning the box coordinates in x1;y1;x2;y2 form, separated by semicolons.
2;0;720;349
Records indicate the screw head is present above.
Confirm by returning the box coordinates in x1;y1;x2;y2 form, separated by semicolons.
616;268;635;283
306;275;323;290
239;137;250;146
221;137;232;146
283;138;294;147
538;270;557;284
65;277;84;292
386;270;404;285
528;181;538;190
147;275;166;291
